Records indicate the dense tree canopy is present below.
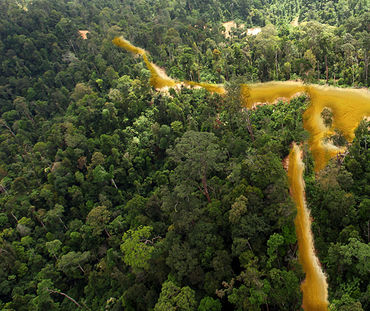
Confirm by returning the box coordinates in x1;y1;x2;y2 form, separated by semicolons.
0;0;369;310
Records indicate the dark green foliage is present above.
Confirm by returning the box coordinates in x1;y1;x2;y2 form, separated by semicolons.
0;0;368;310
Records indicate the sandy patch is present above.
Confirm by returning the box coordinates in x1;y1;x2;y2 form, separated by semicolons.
222;21;237;38
291;17;299;27
78;30;89;40
246;27;261;36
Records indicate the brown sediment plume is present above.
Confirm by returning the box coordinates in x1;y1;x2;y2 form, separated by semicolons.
142;54;178;89
112;36;370;309
112;37;146;56
240;81;306;109
112;36;225;94
113;37;179;90
303;85;370;171
113;37;370;170
241;82;370;171
184;80;226;95
288;143;329;311
113;36;370;171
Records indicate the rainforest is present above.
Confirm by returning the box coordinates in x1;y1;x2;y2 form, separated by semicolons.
0;1;369;311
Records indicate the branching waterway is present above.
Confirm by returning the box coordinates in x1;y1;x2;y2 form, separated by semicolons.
113;36;370;311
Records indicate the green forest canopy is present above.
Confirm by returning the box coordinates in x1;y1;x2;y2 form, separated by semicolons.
0;0;369;310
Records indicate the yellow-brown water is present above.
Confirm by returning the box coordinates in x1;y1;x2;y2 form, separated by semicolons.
303;85;370;171
240;82;370;171
112;37;226;94
240;81;306;108
142;54;178;89
112;37;146;56
288;144;329;311
184;80;226;95
113;36;370;311
112;38;369;171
